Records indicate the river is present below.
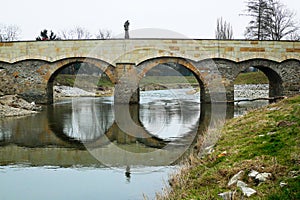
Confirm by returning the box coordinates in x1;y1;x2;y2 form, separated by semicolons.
0;88;268;200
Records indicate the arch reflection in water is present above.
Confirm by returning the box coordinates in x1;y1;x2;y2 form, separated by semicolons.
49;97;114;142
85;89;203;167
140;89;201;140
0;93;234;167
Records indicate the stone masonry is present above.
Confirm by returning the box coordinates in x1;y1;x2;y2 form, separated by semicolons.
0;39;299;104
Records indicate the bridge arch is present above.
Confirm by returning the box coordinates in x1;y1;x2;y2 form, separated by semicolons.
235;59;283;98
46;57;115;103
136;57;206;102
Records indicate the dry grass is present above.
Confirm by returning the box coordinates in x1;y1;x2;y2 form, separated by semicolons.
157;95;300;200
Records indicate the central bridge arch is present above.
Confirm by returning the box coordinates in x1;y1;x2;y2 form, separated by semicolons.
136;57;206;102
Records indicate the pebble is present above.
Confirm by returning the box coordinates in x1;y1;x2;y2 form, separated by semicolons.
240;186;257;197
280;182;288;187
255;172;272;182
235;84;269;99
228;170;244;186
248;170;259;178
218;191;235;200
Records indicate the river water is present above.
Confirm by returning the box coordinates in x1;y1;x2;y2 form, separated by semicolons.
0;89;267;200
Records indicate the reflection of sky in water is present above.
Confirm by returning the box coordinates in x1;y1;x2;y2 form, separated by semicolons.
140;89;201;139
0;165;175;200
61;98;115;141
140;89;200;104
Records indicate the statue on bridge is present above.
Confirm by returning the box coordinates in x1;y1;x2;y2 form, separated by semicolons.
124;20;130;39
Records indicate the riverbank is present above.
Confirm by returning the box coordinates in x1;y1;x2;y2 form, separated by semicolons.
158;95;300;199
54;85;113;98
54;84;268;99
0;95;41;117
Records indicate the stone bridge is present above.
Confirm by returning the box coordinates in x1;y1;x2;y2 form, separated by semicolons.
0;39;299;104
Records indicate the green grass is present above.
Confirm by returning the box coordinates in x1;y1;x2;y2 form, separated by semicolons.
54;74;114;88
234;71;269;85
158;95;300;200
140;76;198;85
55;72;268;89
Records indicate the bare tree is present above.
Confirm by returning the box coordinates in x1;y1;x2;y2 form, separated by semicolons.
242;0;273;40
58;26;91;39
58;29;71;40
0;24;21;41
215;17;233;39
242;0;300;40
288;32;300;41
70;26;91;39
95;29;112;39
267;0;299;40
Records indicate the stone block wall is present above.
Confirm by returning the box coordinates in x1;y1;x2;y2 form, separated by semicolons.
0;39;299;104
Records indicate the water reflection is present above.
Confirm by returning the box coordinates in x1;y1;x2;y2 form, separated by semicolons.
140;89;201;140
0;89;266;167
0;90;207;166
0;89;270;200
48;98;114;142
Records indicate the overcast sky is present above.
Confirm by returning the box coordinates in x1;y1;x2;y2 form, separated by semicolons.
1;0;299;40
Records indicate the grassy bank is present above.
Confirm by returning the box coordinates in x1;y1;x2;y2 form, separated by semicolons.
140;76;198;85
234;71;269;85
54;74;114;88
159;95;300;199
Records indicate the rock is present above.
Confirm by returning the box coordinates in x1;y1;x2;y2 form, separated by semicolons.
288;170;299;178
228;170;244;186
0;104;37;117
268;107;280;111
237;180;248;187
248;170;259;178
0;95;41;111
218;191;235;200
267;132;276;135
204;145;214;154
0;95;42;117
255;172;272;182
240;186;256;197
236;180;256;197
280;182;288;187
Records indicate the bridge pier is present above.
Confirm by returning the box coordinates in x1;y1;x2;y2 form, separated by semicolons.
114;63;140;104
280;60;300;97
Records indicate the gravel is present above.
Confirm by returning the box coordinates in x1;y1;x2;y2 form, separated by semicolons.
54;86;95;97
234;84;269;99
